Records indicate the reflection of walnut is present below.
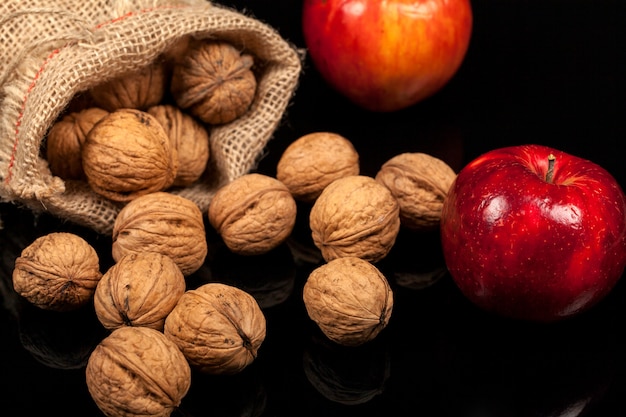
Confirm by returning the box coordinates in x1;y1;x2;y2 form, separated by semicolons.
90;60;167;111
208;173;297;255
12;232;102;311
303;257;393;347
86;326;191;417
82;108;178;202
376;152;457;231
309;175;400;263
94;252;186;331
147;104;210;187
276;132;360;202
46;107;109;180
164;282;266;375
112;192;208;276
170;40;257;125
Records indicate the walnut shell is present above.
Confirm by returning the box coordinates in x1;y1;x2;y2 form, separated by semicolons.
12;232;102;311
94;252;186;331
171;40;257;125
90;60;167;111
164;282;266;375
45;107;109;180
376;152;457;230
112;192;208;276
309;175;400;263
276;132;360;202
208;173;297;256
303;257;393;347
86;326;191;417
147;104;210;187
82;108;179;202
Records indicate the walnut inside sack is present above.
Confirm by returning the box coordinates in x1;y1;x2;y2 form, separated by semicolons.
82;108;179;202
376;152;457;231
45;107;109;180
303;257;393;347
147;104;210;187
276;132;360;202
208;173;297;256
86;326;191;417
89;60;168;111
12;232;102;311
170;40;257;125
111;192;208;276
309;175;401;263
163;282;266;375
94;252;186;331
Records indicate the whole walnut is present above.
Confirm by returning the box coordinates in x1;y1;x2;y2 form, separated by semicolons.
90;60;167;111
82;108;179;202
376;152;457;230
170;40;257;125
208;173;297;256
12;232;102;311
86;326;191;417
276;132;360;202
112;192;208;276
46;107;109;180
309;175;400;263
94;252;186;331
147;104;210;187
164;282;266;375
303;257;394;347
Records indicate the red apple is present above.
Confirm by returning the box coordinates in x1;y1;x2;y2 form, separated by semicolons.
440;144;626;322
301;0;473;112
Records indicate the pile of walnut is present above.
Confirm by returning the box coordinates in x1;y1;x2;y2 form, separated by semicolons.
12;129;456;417
45;38;257;200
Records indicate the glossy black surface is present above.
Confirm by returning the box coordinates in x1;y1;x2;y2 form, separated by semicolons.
2;1;626;415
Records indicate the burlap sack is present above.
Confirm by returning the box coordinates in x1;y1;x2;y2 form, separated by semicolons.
0;0;302;234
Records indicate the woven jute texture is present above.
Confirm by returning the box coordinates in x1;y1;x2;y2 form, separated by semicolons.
0;0;302;235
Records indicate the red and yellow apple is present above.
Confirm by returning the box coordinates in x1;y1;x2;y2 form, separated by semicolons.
301;0;473;112
440;144;626;322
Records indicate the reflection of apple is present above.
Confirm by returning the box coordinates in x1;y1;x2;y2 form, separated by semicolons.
440;144;626;322
302;0;473;112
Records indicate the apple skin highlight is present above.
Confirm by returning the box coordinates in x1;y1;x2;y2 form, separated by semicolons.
440;144;626;322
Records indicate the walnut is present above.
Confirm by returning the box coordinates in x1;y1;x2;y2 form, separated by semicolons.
94;252;186;331
82;108;179;202
90;60;168;111
276;132;360;202
147;104;210;187
112;192;208;276
302;257;393;347
12;232;102;311
86;326;191;417
376;152;457;230
163;282;266;375
45;107;109;180
309;175;400;263
208;173;297;256
170;40;257;125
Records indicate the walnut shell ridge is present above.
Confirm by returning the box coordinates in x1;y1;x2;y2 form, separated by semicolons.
208;173;297;256
303;257;394;347
376;152;457;230
112;192;208;276
94;252;186;331
12;232;102;311
309;175;401;263
164;282;266;375
276;132;360;202
86;326;191;417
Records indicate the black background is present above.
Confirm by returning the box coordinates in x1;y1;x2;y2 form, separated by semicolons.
2;0;626;416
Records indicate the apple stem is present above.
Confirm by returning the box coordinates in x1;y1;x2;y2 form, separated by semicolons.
546;154;556;183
